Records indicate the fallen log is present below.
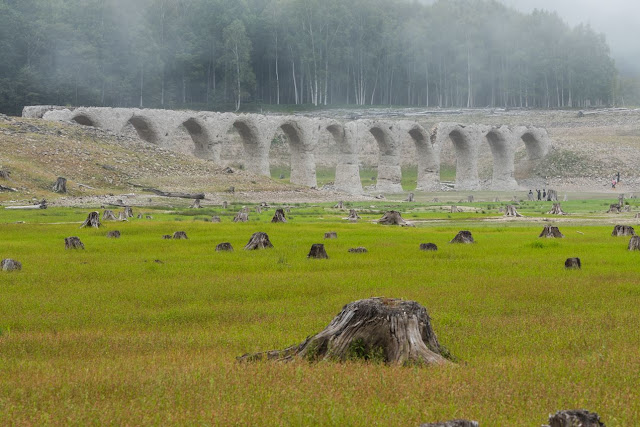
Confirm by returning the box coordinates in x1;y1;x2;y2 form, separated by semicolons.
5;201;47;210
143;188;205;199
0;184;17;192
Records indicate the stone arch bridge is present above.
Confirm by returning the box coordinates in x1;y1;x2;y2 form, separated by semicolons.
24;106;552;193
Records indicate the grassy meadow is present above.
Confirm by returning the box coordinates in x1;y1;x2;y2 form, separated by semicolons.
1;200;640;425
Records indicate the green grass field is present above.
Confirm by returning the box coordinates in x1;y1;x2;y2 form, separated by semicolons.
1;202;640;425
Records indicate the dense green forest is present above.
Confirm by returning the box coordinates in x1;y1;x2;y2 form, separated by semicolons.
1;0;637;115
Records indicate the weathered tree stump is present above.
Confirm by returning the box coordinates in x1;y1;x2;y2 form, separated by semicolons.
211;216;221;223
215;242;234;252
607;204;621;213
450;205;462;213
256;205;262;214
223;167;234;174
117;211;128;221
137;213;143;219
624;205;631;212
635;213;640;219
244;232;273;250
308;244;329;259
450;231;474;244
565;258;581;269
238;298;448;365
548;203;566;215
406;192;415;202
545;409;605;427
324;232;338;239
433;198;440;203
348;247;368;253
1;259;22;272
172;231;188;239
547;189;558;201
226;186;235;193
162;235;173;239
233;211;249;223
106;230;121;239
504;205;523;217
540;225;564;238
146;215;153;220
344;209;361;221
493;197;500;202
467;195;474;203
124;206;134;218
375;194;385;199
222;201;228;209
420;420;479;427
512;195;519;203
420;243;438;251
52;177;67;193
629;236;640;251
260;202;268;208
334;201;344;209
65;236;85;249
190;199;202;209
102;210;117;221
285;206;291;213
80;211;101;228
377;211;414;227
618;194;624;207
271;208;287;223
612;225;635;237
0;170;10;179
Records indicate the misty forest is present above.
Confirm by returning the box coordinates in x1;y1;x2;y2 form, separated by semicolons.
0;0;635;115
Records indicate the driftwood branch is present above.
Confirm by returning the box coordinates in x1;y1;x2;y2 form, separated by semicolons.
143;188;205;199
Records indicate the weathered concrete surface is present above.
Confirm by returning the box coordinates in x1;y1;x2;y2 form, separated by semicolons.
25;106;552;193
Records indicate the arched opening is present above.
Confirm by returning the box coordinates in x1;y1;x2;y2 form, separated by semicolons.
409;125;439;191
521;132;546;161
278;121;317;188
485;129;517;190
232;119;270;176
369;125;403;193
72;114;98;127
447;127;480;190
127;116;159;144
181;118;213;160
326;123;362;194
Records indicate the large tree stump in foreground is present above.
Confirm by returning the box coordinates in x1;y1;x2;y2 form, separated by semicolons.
612;225;635;237
420;243;438;251
548;203;566;215
307;244;329;259
271;208;287;223
629;236;640;251
565;258;581;269
504;205;523;217
244;232;273;250
233;211;249;223
450;231;474;244
172;231;188;239
80;211;101;228
215;242;234;252
348;247;368;253
420;420;479;427
344;209;361;221
377;211;414;227
102;210;117;221
1;259;22;272
545;409;605;427
52;177;67;193
238;298;449;366
106;230;121;239
65;236;85;250
540;225;564;238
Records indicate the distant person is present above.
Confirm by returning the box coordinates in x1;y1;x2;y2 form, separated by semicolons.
543;189;546;199
612;178;616;189
528;189;534;200
537;189;541;201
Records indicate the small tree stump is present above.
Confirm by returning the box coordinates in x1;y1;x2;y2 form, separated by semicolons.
118;211;128;221
162;235;172;239
211;216;221;223
244;232;273;250
547;189;558;201
548;203;566;215
565;258;581;269
612;225;635;237
420;421;479;427
124;206;134;218
172;231;188;239
106;230;121;239
308;244;329;259
238;297;448;365
226;186;235;193
0;170;10;179
190;199;202;209
629;236;640;251
504;205;523;217
450;205;462;213
619;193;624;207
222;201;228;209
493;197;500;202
271;208;287;223
450;231;474;244
1;259;22;272
80;211;101;228
216;242;234;252
467;195;474;203
348;247;368;253
344;209;361;221
540;225;564;238
607;204;621;213
377;211;414;226
406;193;415;202
420;243;438;251
285;206;291;213
65;236;85;249
635;213;640;219
52;177;67;193
102;210;117;221
333;201;344;209
255;205;262;214
546;409;605;427
137;214;143;219
146;215;153;220
324;232;338;239
233;211;249;223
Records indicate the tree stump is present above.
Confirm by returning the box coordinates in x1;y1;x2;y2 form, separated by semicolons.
256;205;262;214
545;409;605;427
635;213;640;219
244;232;273;250
493;197;500;202
0;170;10;179
324;232;338;239
629;236;640;251
106;230;121;239
118;211;128;221
547;189;558;201
420;243;438;251
215;242;234;252
233;211;249;223
612;225;635;237
607;204;621;213
102;210;117;221
344;209;361;221
285;206;291;213
52;177;67;193
450;205;462;213
619;194;624;207
334;201;344;209
504;205;523;217
237;298;449;365
420;421;479;427
190;199;202;209
467;195;474;203
137;214;143;219
624;205;631;212
433;198;440;203
271;208;287;223
211;216;221;223
162;235;173;239
539;225;564;238
450;231;474;244
377;211;414;227
348;247;368;253
260;202;268;208
65;236;85;249
222;201;228;209
406;193;415;202
80;211;101;228
308;244;329;259
124;206;134;218
565;258;581;269
1;259;22;272
172;231;188;239
548;203;566;215
146;215;153;220
226;186;235;193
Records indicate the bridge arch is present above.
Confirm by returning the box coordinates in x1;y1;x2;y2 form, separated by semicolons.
408;124;440;191
181;117;215;160
127;116;160;145
278;119;317;188
232;118;270;176
326;122;362;194
72;113;100;127
446;125;480;190
369;123;403;193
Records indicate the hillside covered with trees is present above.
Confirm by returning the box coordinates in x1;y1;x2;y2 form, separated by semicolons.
0;0;634;115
